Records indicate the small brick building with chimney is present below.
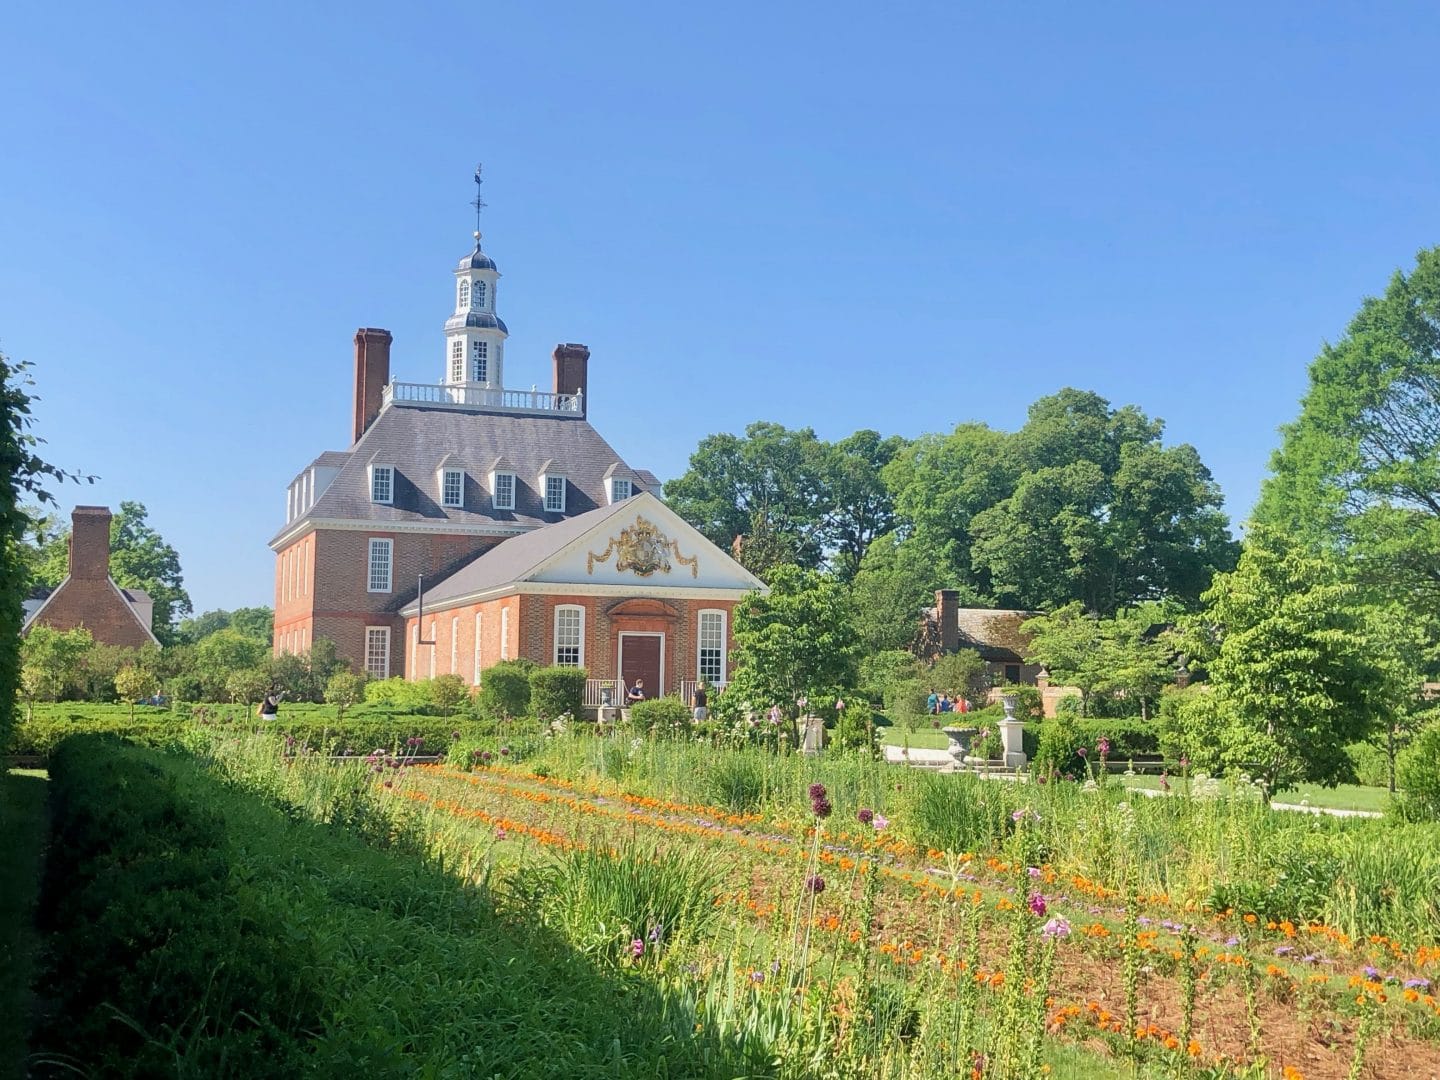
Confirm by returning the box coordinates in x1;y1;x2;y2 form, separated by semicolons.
22;505;159;647
270;183;764;698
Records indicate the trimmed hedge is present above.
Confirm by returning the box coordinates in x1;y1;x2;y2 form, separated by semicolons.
530;665;587;721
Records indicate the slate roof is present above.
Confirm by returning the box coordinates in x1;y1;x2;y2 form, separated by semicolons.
403;498;638;612
954;608;1038;664
274;402;650;543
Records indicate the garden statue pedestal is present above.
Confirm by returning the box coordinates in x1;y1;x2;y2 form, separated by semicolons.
941;726;978;768
999;694;1028;770
800;714;826;755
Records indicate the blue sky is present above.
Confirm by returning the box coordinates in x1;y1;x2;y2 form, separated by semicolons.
3;2;1438;614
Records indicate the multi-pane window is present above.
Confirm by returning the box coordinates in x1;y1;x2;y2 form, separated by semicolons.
473;613;483;685
554;605;583;667
609;477;632;503
450;616;460;674
544;475;566;513
367;538;392;593
474;280;487;309
442;469;464;508
364;627;390;680
459;280;470;308
471;340;488;382
698;610;726;684
493;472;515;510
370;465;394;504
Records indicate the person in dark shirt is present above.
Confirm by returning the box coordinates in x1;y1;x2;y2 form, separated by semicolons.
626;679;646;704
693;683;709;721
259;688;284;720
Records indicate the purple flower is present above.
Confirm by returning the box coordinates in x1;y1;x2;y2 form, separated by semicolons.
1160;772;1171;792
1097;737;1111;757
648;923;665;944
1302;954;1319;964
857;807;875;826
808;782;827;800
1364;965;1380;979
873;813;889;831
1077;747;1088;758
1041;917;1071;939
1028;893;1047;917
1404;979;1431;990
451;730;461;740
811;797;832;819
382;780;394;789
631;939;645;958
1275;946;1294;956
480;750;493;763
748;970;765;984
1226;937;1240;947
1179;754;1190;769
1011;809;1026;823
805;875;826;894
495;827;507;839
1027;866;1042;879
500;746;511;756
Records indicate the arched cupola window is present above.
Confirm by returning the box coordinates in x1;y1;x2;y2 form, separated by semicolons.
458;280;470;308
474;280;487;309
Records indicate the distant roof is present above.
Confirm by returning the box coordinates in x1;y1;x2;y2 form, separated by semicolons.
119;587;152;604
409;498;637;610
443;311;509;333
954;608;1038;664
274;402;652;544
634;469;661;488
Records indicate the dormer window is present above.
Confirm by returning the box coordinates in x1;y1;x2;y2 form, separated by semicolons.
441;468;464;508
608;477;633;504
471;341;488;382
543;474;566;513
458;279;470;308
491;471;516;510
473;280;487;309
369;464;394;505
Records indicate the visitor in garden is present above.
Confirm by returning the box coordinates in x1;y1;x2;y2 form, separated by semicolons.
627;679;647;703
939;694;953;713
927;688;938;714
693;682;709;721
258;688;283;721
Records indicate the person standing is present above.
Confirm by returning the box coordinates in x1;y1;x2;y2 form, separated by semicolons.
693;682;709;722
259;687;283;721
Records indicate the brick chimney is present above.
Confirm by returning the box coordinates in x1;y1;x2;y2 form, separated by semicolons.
69;506;113;580
935;589;960;654
353;328;393;444
552;343;589;417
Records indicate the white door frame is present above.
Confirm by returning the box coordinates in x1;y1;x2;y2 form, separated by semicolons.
618;631;665;697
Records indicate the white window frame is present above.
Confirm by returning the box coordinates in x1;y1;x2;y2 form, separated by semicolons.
411;623;419;679
428;621;437;678
450;616;460;674
608;477;633;504
370;464;394;505
449;338;464;383
543;473;566;513
365;627;390;679
697;608;727;685
459;279;470;308
473;612;483;685
553;604;584;667
500;606;510;660
367;537;393;593
441;468;464;508
474;280;487;309
471;340;488;383
491;471;516;510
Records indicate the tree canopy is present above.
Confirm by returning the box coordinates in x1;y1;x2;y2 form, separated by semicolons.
34;500;192;643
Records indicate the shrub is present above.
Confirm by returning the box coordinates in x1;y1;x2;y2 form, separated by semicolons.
324;671;368;720
883;678;930;733
831;708;880;757
479;660;535;718
365;676;432;711
1031;715;1082;777
995;684;1043;723
429;673;470;714
113;666;160;716
225;666;271;705
530;665;587;721
629;695;692;741
701;752;769;812
1346;740;1390;788
1397;722;1440;822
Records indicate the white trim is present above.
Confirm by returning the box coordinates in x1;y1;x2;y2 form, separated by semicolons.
369;463;395;505
618;631;665;698
472;611;483;685
441;467;465;508
491;470;516;510
364;626;391;679
450;615;459;674
541;472;567;513
399;580;755;617
367;537;393;593
428;620;437;678
553;604;584;668
500;606;510;660
411;623;419;679
697;608;727;685
269;517;537;551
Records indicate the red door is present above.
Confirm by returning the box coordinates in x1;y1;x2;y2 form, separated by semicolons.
620;634;663;699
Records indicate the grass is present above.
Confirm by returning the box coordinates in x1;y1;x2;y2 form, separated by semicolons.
0;769;48;1080
1119;773;1393;813
878;725;952;750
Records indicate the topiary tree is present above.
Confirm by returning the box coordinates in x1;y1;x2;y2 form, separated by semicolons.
428;674;469;715
479;659;535;719
113;665;161;719
325;671;368;721
629;695;692;741
530;666;587;721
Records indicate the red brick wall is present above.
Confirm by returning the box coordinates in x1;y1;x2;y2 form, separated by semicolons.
404;593;517;683
28;578;153;648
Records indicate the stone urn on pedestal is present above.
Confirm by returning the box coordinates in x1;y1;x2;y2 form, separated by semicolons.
941;723;979;769
999;693;1028;770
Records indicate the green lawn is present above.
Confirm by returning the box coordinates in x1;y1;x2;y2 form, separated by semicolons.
1119;773;1393;813
0;769;48;1080
878;725;952;751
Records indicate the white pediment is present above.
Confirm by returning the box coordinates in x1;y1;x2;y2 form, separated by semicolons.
527;493;765;592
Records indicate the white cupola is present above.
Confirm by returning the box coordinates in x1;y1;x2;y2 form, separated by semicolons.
444;168;506;392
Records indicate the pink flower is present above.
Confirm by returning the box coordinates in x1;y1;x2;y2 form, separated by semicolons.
872;813;889;831
1042;917;1071;939
1028;892;1047;917
631;938;645;958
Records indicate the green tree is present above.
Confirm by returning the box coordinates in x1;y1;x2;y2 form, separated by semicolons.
1095;603;1181;721
114;665;161;718
178;606;273;645
192;629;268;701
725;566;859;721
1178;531;1420;793
226;666;271;707
927;650;985;704
820;430;906;581
1021;603;1109;716
36;501;192;642
20;625;93;716
1256;247;1440;616
325;671;368;720
848;532;953;655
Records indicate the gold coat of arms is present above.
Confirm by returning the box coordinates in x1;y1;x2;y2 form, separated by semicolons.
588;516;698;578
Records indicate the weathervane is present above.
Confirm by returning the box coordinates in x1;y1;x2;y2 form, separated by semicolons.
471;163;487;239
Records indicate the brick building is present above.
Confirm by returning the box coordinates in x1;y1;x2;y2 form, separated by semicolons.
270;182;763;696
22;505;159;647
